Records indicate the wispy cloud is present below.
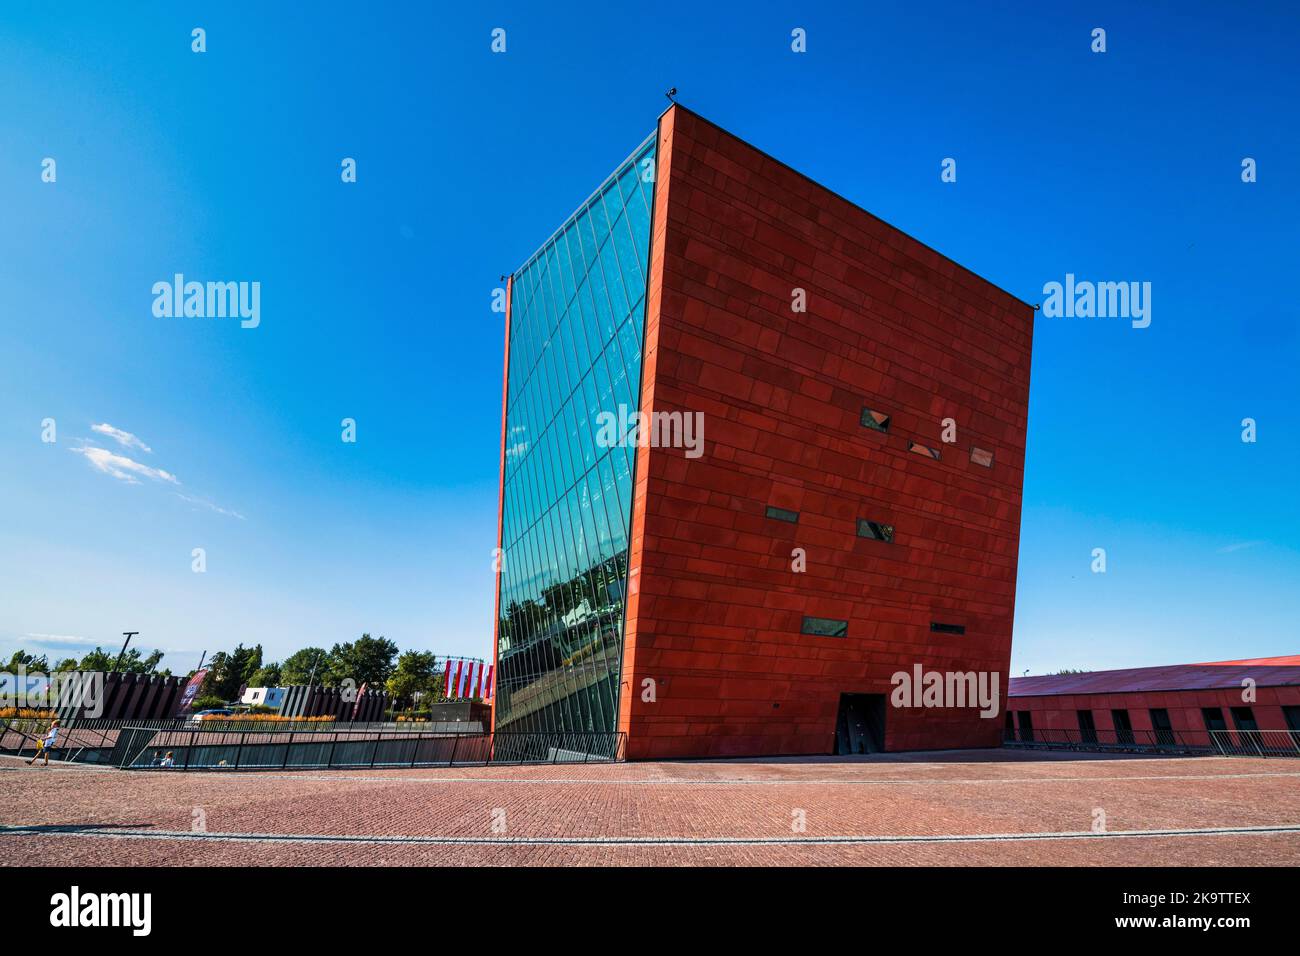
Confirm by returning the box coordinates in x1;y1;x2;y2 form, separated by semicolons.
91;422;152;453
71;445;179;485
22;633;96;647
175;493;246;521
1217;541;1262;554
71;423;242;519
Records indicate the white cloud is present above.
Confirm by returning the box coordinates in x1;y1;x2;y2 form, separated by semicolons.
22;633;96;646
1217;541;1262;554
91;422;152;453
72;445;179;485
72;425;239;519
175;493;245;521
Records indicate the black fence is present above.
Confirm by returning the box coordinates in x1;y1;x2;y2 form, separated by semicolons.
1003;726;1300;757
0;716;135;764
1;715;487;765
1003;726;1206;754
112;727;626;770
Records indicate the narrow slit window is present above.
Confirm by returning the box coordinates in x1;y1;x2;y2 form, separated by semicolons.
930;622;965;635
801;616;848;638
970;446;994;468
909;441;941;461
857;518;895;542
764;505;799;523
860;407;891;433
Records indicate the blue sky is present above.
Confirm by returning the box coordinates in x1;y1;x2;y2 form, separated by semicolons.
1;2;1297;677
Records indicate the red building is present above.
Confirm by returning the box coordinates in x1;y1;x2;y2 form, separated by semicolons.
493;105;1034;759
1007;656;1300;750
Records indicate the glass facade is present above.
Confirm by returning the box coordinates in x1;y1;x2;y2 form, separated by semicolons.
494;133;656;739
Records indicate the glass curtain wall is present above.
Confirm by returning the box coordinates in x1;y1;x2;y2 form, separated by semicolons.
495;132;656;739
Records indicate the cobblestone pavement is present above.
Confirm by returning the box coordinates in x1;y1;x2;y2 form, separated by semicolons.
2;749;1298;866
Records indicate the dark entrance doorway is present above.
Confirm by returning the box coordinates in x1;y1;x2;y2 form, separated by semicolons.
835;694;886;754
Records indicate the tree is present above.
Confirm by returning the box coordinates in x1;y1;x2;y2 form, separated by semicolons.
5;650;49;672
199;644;263;701
327;634;398;688
280;647;330;686
133;649;166;674
198;651;229;698
386;651;438;707
235;644;263;687
248;663;282;687
77;648;115;671
75;646;164;674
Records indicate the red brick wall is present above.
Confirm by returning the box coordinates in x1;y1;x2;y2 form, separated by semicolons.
621;105;1034;758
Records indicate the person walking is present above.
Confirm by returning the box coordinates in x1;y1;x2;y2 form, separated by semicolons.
26;718;60;766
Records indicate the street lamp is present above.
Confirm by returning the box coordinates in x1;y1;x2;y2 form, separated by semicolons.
113;632;139;672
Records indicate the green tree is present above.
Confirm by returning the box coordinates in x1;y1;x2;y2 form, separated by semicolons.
198;651;229;698
77;647;115;671
132;649;165;674
75;646;164;674
236;644;263;685
386;651;438;706
248;663;281;687
199;644;263;701
280;647;330;686
5;650;49;671
327;634;399;688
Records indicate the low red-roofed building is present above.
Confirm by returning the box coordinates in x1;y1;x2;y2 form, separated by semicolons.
1007;656;1300;750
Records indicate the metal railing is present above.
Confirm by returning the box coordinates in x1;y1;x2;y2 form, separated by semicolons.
1003;726;1205;754
1;717;128;763
112;728;626;771
1003;725;1300;757
2;716;487;764
1208;729;1300;757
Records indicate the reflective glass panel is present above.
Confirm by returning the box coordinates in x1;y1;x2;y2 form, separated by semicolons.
496;133;656;740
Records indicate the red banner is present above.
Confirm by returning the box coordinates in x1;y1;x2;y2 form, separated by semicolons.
175;669;208;716
443;660;492;700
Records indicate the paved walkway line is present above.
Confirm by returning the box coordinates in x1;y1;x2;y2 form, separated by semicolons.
16;768;1295;787
3;823;1299;848
4;755;1300;787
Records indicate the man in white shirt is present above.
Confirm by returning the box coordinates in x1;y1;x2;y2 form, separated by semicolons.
26;719;59;766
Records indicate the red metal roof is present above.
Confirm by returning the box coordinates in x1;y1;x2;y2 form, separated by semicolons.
1008;655;1300;697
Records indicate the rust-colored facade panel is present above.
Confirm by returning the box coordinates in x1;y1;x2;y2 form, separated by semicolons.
621;107;1032;758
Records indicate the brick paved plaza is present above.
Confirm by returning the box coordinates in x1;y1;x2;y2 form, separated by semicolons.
2;750;1298;866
